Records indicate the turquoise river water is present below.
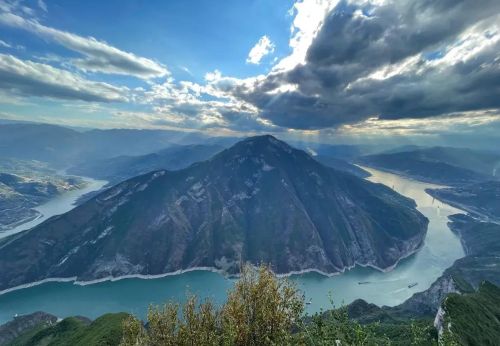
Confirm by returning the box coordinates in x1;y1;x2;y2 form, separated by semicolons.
0;167;465;323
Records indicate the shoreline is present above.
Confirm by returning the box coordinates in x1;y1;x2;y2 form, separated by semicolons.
0;211;42;234
0;277;77;295
0;240;426;296
356;164;450;189
0;167;461;302
0;166;431;297
0;176;107;240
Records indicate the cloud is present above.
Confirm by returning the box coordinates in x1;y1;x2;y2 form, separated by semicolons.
0;53;127;102
0;12;169;79
37;0;47;12
220;0;500;130
246;36;275;65
139;76;273;132
0;38;9;47
273;0;337;71
2;0;497;137
340;109;500;137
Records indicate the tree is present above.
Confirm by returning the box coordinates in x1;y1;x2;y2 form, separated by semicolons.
300;294;388;346
121;264;438;345
120;264;304;346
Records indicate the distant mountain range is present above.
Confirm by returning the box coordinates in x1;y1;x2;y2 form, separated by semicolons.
358;146;500;185
69;143;370;185
68;144;225;185
0;123;218;167
0;135;428;291
313;155;370;178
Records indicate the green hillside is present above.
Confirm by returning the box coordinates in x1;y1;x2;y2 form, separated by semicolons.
7;313;127;346
441;281;500;346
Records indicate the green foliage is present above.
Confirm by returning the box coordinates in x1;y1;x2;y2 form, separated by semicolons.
6;323;52;346
370;320;437;346
120;264;438;346
14;266;499;345
301;304;387;345
8;313;128;346
70;313;129;346
299;294;436;346
20;316;88;346
120;264;304;346
441;281;500;346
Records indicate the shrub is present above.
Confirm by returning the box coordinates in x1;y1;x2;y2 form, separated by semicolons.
120;264;437;346
120;264;303;346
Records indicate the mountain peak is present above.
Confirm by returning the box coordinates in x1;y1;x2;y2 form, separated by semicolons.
0;136;428;289
224;134;295;157
209;134;308;172
239;134;288;148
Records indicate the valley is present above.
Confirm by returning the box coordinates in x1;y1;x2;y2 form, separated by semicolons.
0;164;465;324
0;159;92;236
358;146;500;186
0;136;429;292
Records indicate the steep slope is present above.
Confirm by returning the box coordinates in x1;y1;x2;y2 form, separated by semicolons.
68;144;224;185
0;136;428;291
435;281;500;345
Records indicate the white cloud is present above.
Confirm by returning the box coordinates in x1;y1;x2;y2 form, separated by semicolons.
0;12;169;79
37;0;47;12
0;53;127;102
340;109;500;137
180;66;193;76
0;38;10;47
273;0;338;71
246;36;275;65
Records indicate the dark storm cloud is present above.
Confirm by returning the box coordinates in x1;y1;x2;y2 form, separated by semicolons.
230;0;500;130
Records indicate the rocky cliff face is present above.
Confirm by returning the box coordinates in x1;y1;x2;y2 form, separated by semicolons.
0;135;428;291
397;275;460;317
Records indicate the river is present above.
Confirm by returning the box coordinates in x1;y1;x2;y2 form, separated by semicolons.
0;177;107;239
0;167;465;324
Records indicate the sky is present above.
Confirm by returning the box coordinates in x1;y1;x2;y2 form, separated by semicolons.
0;0;499;145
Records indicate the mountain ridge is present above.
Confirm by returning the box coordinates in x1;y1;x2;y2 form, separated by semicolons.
0;135;428;292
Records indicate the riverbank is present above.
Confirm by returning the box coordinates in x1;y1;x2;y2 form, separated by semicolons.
0;176;107;239
0;167;466;323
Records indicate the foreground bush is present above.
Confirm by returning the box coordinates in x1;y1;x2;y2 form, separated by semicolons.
120;264;303;345
120;264;436;346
